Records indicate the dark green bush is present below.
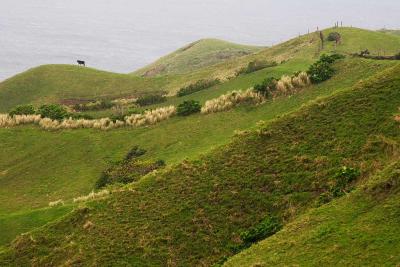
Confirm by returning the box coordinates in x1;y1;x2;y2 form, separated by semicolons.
9;105;36;116
318;166;360;204
253;77;277;97
177;100;201;116
136;94;166;106
73;100;114;112
69;113;94;120
236;60;277;76
177;79;220;97
109;114;126;122
95;146;165;188
395;52;400;60
125;146;146;161
307;54;344;83
327;32;341;42
240;216;282;245
331;166;360;197
37;104;68;120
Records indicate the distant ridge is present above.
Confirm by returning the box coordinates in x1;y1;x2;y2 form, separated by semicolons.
133;38;264;77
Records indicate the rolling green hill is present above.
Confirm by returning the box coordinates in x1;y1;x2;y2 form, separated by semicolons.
133;39;264;77
0;27;399;111
1;59;399;266
0;65;167;112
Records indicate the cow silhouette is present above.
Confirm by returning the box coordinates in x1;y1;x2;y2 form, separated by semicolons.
77;60;85;67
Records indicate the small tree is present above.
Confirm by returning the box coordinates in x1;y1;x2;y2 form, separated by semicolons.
9;105;36;116
177;100;201;116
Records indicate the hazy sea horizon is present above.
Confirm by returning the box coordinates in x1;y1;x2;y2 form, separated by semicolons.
1;0;399;81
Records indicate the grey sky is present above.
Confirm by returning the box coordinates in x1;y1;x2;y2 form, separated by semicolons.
0;0;399;80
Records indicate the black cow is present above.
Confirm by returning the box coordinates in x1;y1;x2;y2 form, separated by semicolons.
77;60;85;67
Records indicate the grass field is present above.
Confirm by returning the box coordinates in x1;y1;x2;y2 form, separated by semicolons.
1;61;399;266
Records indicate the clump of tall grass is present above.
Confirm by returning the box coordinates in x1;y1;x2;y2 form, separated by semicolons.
0;114;41;127
274;72;311;97
48;199;64;207
201;89;264;114
125;106;176;127
39;117;126;130
73;189;110;203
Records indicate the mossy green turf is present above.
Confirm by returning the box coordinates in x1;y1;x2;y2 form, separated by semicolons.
1;61;400;266
133;38;264;76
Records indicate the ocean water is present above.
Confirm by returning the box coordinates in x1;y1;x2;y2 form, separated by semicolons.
0;0;399;81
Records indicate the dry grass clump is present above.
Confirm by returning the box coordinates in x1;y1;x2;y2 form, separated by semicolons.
201;89;264;114
48;199;64;207
39;117;125;130
1;106;176;131
73;189;110;203
275;72;311;96
111;98;137;106
125;106;176;127
0;114;41;127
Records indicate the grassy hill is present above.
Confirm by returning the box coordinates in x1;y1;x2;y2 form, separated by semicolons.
2;28;399;111
133;39;264;77
1;60;399;266
0;65;167;112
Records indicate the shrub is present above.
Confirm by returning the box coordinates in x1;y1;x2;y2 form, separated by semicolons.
38;104;68;121
395;52;400;60
236;60;277;75
96;152;166;188
177;79;220;97
177;100;202;116
307;54;344;84
331;166;360;197
73;100;114;112
327;32;341;42
136;94;166;106
125;146;146;161
253;77;277;97
240;215;282;245
9;105;36;116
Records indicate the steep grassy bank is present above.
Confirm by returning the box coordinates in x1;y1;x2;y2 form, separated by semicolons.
224;160;400;266
1;62;399;266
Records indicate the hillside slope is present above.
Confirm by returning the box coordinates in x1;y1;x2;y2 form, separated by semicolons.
133;39;263;77
225;160;400;266
1;62;399;266
0;58;390;215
